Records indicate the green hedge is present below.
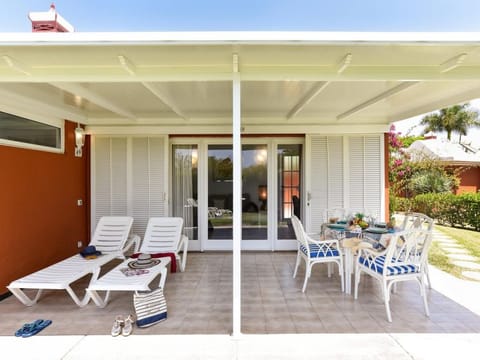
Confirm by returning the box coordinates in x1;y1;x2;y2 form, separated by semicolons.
394;193;480;230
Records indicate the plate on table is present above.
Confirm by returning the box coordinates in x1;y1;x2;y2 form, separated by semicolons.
327;223;347;230
365;227;388;234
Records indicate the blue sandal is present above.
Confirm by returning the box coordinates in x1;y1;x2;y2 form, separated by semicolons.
15;319;52;337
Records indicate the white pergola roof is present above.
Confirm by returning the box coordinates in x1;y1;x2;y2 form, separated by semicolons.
1;32;480;134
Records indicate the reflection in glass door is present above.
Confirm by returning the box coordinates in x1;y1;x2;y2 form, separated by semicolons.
277;144;302;240
207;144;268;241
242;145;268;240
172;145;198;240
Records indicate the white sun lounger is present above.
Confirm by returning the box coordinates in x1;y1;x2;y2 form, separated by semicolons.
87;217;186;307
7;216;139;307
136;217;189;272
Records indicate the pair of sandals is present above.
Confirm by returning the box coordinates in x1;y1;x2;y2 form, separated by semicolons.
15;319;52;337
111;314;135;336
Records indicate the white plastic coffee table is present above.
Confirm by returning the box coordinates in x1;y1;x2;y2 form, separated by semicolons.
87;257;171;308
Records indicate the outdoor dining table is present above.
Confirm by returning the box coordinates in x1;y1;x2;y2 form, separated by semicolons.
323;222;398;294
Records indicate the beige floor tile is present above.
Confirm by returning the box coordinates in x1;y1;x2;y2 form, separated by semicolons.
2;251;480;336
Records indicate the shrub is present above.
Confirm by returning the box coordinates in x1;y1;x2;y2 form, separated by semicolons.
399;192;480;230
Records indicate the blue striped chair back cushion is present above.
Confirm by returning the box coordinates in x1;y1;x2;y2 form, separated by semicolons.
358;255;419;275
300;244;340;258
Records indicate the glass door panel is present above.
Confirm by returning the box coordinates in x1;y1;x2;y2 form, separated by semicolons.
172;145;198;240
277;144;302;240
242;145;268;240
208;145;233;240
207;144;268;242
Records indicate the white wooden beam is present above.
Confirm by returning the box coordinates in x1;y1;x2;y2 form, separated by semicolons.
287;53;352;120
49;82;136;120
0;87;87;123
287;81;330;120
336;53;353;74
142;82;188;120
117;55;188;120
439;53;467;73
337;81;419;121
2;55;31;75
2;65;480;82
389;86;480;123
117;55;137;76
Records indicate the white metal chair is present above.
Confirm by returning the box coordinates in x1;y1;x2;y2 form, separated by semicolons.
292;215;344;293
323;208;349;224
135;217;189;272
8;216;138;307
354;228;433;322
399;212;434;288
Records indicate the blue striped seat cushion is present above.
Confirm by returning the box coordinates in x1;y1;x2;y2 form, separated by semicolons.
358;255;419;275
301;244;340;258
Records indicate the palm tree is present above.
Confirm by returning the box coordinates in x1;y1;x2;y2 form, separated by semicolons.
420;103;480;141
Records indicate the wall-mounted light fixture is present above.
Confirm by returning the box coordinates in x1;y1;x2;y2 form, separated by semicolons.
74;124;85;157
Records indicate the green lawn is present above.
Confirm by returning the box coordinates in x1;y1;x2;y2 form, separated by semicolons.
430;225;480;280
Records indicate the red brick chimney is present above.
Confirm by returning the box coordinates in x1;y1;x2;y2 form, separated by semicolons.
28;3;74;32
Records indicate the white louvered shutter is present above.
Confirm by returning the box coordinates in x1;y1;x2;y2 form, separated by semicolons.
132;137;150;239
110;138;128;216
347;136;382;219
148;137;166;218
328;136;344;210
93;137;112;226
308;136;344;233
364;136;382;219
93;137;128;226
92;136;167;238
348;137;365;212
131;137;166;238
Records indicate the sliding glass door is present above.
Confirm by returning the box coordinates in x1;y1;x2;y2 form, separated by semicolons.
171;138;303;251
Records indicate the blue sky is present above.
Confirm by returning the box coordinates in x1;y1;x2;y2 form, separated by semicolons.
2;0;480;32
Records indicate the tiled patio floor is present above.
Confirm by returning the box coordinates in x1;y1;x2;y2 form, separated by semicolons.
2;252;480;336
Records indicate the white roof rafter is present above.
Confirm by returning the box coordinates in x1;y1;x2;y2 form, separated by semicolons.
2;55;31;76
0;87;86;123
337;81;419;122
49;82;136;120
287;53;352;120
117;55;188;120
439;53;468;73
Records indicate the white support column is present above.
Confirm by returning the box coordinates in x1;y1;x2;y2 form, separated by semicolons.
232;53;242;338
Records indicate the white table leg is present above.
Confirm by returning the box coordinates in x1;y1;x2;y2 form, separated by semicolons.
344;248;353;295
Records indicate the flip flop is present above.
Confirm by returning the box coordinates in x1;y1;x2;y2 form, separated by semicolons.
111;315;124;337
122;314;135;336
15;322;34;337
15;319;52;337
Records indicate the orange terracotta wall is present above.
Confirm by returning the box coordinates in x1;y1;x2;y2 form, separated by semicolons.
0;120;89;295
457;166;480;194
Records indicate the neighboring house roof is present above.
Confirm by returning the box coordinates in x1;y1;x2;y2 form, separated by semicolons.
408;138;480;165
